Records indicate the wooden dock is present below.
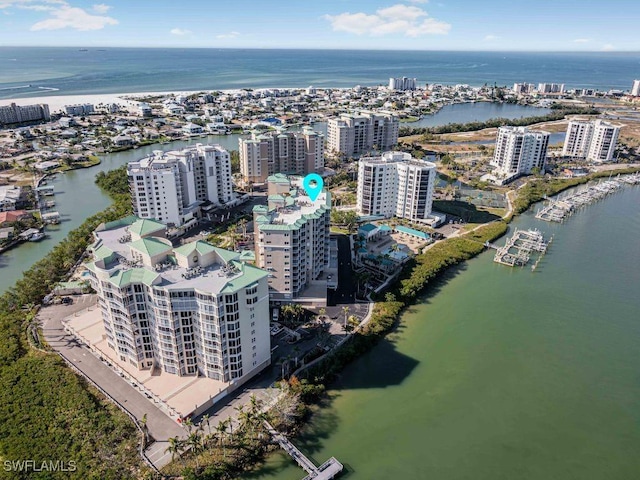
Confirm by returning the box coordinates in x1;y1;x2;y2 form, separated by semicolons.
265;421;343;479
494;228;549;268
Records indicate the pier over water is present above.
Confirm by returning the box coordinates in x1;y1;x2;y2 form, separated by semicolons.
264;421;343;479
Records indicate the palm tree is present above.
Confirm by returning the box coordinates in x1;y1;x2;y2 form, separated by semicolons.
342;306;350;329
182;416;194;435
140;413;149;446
248;394;262;415
239;218;248;239
202;414;212;437
187;430;203;469
165;436;185;468
292;346;301;368
215;419;229;459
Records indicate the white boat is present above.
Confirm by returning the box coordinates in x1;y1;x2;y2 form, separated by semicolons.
29;232;46;242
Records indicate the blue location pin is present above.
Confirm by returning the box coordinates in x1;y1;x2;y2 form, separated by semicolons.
302;173;324;202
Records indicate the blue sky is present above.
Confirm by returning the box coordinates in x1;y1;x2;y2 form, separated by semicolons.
0;0;637;51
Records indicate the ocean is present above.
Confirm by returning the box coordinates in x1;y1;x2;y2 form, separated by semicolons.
1;48;639;99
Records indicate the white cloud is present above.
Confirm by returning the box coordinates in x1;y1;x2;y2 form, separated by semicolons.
30;4;117;30
600;43;615;51
406;0;428;3
0;0;65;9
170;28;191;36
1;1;117;30
573;38;590;43
92;3;110;14
216;31;240;39
483;34;499;41
324;3;450;37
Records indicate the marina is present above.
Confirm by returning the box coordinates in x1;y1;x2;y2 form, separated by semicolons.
493;228;550;267
535;179;625;223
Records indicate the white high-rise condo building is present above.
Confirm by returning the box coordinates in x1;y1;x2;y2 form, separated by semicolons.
491;127;550;183
631;80;640;97
327;111;399;158
537;83;565;94
85;216;271;384
239;128;324;184
563;120;593;158
253;174;330;304
513;83;535;94
389;77;417;91
0;102;50;125
357;152;436;221
128;144;234;227
563;119;620;163
587;120;620;163
64;104;94;116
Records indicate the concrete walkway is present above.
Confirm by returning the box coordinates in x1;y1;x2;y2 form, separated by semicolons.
37;296;184;470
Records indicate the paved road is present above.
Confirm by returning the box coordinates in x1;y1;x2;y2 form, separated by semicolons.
327;233;355;306
37;296;184;470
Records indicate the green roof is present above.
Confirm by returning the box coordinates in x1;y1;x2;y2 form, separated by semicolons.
221;261;268;293
266;173;290;184
129;237;172;257
253;205;268;214
129;218;166;237
101;215;138;231
109;268;159;287
174;240;239;263
239;250;256;261
93;243;115;262
395;225;429;240
359;223;377;233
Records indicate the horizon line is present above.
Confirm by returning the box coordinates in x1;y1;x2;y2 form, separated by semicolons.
1;45;639;53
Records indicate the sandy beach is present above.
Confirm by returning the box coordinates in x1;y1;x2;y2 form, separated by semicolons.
0;90;217;113
0;87;312;114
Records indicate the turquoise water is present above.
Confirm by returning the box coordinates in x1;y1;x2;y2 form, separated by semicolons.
247;186;640;480
1;49;639;98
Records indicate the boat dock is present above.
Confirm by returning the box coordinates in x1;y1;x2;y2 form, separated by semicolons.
36;185;55;196
618;172;640;185
265;421;343;479
535;179;622;223
42;211;61;224
494;228;550;267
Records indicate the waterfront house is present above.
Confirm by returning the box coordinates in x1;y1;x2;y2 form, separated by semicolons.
0;210;31;226
113;135;134;147
0;226;14;242
0;185;21;212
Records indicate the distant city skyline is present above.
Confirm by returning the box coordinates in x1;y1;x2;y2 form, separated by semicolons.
0;0;638;51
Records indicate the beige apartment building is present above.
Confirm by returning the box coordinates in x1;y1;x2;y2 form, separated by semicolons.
327;111;399;158
239;128;324;184
252;174;330;304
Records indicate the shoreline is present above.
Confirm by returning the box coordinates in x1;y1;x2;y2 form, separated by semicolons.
1;87;357;112
0;88;549;115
